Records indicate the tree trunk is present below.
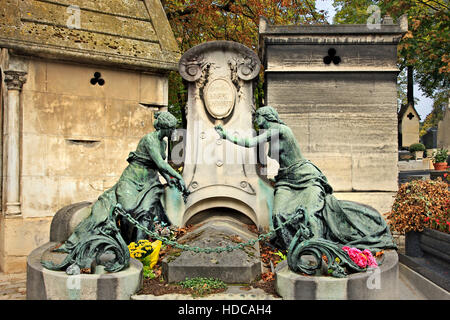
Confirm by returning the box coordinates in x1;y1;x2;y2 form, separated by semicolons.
407;65;414;107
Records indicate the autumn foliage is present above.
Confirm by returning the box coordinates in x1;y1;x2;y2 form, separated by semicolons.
387;178;450;234
333;0;449;128
165;0;326;52
163;0;327;126
384;0;450;95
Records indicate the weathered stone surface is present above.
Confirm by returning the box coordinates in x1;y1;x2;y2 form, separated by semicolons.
401;229;450;292
265;73;399;191
49;201;93;243
18;58;162;220
162;217;261;284
0;216;52;273
139;73;168;106
0;0;180;72
333;192;396;217
346;250;399;300
264;43;399;72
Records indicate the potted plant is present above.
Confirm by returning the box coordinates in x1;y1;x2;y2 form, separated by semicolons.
409;143;426;160
387;179;449;258
432;148;448;170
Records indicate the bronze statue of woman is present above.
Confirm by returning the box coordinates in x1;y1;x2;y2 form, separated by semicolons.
43;111;187;273
215;106;396;276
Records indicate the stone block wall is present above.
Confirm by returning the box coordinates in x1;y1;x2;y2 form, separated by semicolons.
265;71;398;192
259;18;407;215
21;59;166;216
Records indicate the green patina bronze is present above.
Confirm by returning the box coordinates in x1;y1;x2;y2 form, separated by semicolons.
215;106;397;277
41;106;397;277
42;112;188;273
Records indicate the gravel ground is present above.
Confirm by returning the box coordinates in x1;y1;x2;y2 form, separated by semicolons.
0;272;26;300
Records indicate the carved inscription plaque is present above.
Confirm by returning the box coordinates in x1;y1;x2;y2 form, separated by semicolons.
204;78;236;119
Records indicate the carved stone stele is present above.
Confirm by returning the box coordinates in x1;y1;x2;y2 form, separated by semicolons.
172;41;273;230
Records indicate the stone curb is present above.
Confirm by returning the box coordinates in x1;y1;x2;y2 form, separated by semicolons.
399;263;450;300
132;286;281;300
132;293;281;300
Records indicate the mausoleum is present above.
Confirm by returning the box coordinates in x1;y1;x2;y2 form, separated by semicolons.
398;103;421;148
258;15;408;215
0;0;179;273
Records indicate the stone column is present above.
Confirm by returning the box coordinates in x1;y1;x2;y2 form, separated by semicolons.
3;70;27;216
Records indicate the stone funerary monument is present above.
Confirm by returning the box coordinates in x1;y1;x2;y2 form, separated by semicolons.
168;41;273;230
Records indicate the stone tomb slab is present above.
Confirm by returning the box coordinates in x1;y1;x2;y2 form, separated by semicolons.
162;216;261;283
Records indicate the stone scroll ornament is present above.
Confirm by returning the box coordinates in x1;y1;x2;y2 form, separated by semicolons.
179;41;260;120
215;106;397;277
42;112;189;274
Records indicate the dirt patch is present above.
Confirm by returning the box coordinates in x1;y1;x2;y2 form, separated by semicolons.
137;275;279;298
259;241;287;271
251;279;280;298
137;278;189;296
137;278;227;297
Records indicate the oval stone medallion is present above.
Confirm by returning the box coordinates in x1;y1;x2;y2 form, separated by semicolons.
204;78;236;119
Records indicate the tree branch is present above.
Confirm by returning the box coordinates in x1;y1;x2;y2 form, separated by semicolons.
415;0;441;11
241;3;257;20
427;0;449;10
166;0;237;20
304;0;320;22
218;0;237;12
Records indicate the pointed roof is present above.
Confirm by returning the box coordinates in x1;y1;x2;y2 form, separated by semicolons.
398;103;421;123
0;0;180;72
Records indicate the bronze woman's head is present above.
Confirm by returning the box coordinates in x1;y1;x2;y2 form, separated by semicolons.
255;106;285;125
154;111;178;130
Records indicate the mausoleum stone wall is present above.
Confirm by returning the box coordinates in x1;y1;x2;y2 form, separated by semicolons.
20;59;165;217
259;17;407;215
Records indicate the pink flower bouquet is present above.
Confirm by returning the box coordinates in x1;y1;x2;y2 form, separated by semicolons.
342;246;378;268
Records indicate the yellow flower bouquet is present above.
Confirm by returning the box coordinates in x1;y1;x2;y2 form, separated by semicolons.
128;239;162;269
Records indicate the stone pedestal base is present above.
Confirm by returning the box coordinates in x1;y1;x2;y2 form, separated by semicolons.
27;242;143;300
275;250;399;300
